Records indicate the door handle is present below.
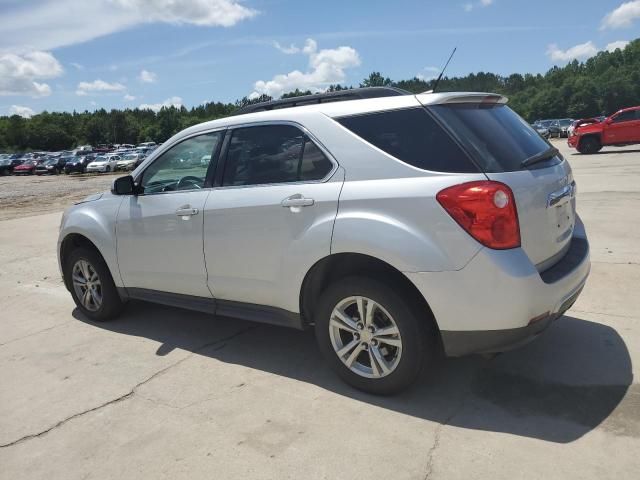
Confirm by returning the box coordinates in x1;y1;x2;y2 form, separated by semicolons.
281;195;315;208
176;205;199;217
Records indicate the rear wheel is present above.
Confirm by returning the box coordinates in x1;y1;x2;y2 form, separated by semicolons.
105;166;111;173
578;136;602;154
64;247;124;322
314;276;436;395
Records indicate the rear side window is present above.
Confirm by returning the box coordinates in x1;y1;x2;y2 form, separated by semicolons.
337;108;478;173
430;104;556;172
223;125;333;186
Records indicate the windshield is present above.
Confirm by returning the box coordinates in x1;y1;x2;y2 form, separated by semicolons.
45;159;57;165
123;154;137;160
559;119;572;127
0;158;10;165
430;103;558;172
94;156;106;162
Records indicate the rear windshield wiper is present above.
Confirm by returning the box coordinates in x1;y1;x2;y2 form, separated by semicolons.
521;146;559;168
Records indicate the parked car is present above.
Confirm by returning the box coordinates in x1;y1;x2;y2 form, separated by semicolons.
568;106;640;153
116;153;145;171
532;123;550;139
36;158;62;175
556;118;574;138
0;157;25;175
86;155;120;173
137;142;157;149
64;155;96;174
59;88;590;394
13;159;41;175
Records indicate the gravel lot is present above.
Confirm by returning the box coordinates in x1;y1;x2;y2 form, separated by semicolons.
0;173;117;221
0;139;639;480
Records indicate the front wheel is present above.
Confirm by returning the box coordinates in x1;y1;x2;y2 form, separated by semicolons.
577;136;602;154
64;247;124;322
314;276;436;395
105;166;111;173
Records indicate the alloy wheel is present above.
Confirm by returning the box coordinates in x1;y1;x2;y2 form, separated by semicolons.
329;296;403;378
72;259;103;312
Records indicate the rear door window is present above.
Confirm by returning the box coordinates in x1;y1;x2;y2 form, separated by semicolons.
337;108;478;173
429;103;557;172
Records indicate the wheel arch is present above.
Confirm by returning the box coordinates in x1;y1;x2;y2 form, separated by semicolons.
300;252;439;332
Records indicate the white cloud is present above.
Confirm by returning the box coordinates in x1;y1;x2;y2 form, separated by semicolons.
0;50;62;97
76;79;126;96
416;66;440;81
138;69;157;83
601;1;640;29
139;96;183;112
9;105;36;118
0;0;257;51
124;94;136;101
464;0;493;11
274;41;300;54
606;40;630;51
546;41;598;62
251;39;361;99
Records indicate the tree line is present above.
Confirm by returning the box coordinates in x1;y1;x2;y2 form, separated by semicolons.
1;39;638;152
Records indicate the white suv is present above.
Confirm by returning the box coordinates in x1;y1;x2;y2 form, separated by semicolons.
58;88;590;394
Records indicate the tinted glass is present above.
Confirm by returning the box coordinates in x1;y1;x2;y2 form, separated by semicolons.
337;108;477;173
612;110;636;123
223;125;332;186
430;104;555;172
141;132;222;193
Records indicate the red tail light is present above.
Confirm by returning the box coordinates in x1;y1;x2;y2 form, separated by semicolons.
436;181;520;249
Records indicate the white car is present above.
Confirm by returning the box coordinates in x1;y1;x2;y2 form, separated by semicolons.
58;87;589;394
86;155;119;173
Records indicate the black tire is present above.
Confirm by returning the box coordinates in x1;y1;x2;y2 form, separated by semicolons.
64;246;124;322
314;276;436;395
577;136;602;154
105;166;111;173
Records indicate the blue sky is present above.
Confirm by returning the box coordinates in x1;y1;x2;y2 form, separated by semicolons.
1;0;639;117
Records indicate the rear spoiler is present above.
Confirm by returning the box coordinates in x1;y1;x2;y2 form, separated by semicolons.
417;92;508;106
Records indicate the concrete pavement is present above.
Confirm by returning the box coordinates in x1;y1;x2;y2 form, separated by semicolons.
0;140;638;479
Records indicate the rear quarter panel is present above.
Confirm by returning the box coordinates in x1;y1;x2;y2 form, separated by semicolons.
332;175;486;272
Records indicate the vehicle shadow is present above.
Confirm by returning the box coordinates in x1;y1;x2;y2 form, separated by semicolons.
570;149;640;155
74;302;634;444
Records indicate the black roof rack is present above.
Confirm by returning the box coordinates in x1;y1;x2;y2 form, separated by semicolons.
231;87;410;116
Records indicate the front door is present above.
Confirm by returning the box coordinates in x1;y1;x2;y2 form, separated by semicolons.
116;131;224;297
603;110;640;144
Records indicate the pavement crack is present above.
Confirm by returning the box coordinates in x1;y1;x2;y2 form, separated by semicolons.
0;326;256;449
423;390;473;480
0;321;74;348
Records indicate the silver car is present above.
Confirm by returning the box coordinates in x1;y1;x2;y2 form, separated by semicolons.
58;88;590;394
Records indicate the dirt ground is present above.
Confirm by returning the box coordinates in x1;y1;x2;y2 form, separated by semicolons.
0;172;117;221
0;139;639;480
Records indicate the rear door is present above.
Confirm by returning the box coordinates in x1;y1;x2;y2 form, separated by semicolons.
426;101;576;270
203;123;342;308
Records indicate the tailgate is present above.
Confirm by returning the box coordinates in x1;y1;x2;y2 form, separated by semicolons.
425;98;576;268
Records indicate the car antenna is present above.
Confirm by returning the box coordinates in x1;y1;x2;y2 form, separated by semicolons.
431;47;457;93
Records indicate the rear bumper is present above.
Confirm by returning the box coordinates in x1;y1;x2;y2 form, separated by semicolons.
405;218;590;356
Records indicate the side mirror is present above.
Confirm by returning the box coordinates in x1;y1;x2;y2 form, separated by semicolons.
111;175;136;195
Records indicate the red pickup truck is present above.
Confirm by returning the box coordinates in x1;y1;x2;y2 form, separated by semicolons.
568;106;640;154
